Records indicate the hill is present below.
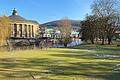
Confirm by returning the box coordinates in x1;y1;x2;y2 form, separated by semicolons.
41;20;81;29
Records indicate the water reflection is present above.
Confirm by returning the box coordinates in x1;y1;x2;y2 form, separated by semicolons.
53;39;82;48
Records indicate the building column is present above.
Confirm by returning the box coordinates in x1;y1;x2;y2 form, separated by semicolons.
19;24;22;37
22;24;24;38
33;26;36;38
27;25;29;38
29;25;32;38
24;24;27;38
32;25;34;38
28;25;31;38
14;24;17;37
30;25;32;37
11;24;14;37
17;24;20;37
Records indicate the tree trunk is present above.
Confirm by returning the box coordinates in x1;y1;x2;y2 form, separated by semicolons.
96;37;98;42
90;39;94;44
102;37;105;45
64;44;67;47
108;37;112;45
6;40;13;51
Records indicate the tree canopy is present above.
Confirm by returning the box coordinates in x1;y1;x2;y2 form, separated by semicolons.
0;16;11;46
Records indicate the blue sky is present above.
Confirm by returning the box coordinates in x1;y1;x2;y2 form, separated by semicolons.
0;0;93;23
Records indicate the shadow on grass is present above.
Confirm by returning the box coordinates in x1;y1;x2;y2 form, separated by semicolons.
49;49;120;61
68;44;97;49
68;44;120;52
0;46;120;80
98;47;120;52
0;57;119;80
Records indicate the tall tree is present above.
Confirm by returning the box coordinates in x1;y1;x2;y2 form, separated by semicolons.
58;18;72;47
81;15;98;44
0;16;11;46
91;0;120;44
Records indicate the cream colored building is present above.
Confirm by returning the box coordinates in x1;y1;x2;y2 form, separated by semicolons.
9;8;39;39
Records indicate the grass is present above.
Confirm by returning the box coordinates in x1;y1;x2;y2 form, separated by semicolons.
0;43;120;80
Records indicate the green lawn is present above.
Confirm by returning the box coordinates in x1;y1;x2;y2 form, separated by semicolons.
0;44;120;80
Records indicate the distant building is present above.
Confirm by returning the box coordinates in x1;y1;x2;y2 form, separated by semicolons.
9;8;39;40
40;26;80;40
40;27;62;39
41;20;81;39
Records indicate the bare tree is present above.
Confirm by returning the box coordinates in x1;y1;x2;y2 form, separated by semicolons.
0;16;11;46
91;0;120;44
81;15;98;44
58;18;72;47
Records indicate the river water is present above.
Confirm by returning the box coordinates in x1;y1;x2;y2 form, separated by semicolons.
53;39;83;48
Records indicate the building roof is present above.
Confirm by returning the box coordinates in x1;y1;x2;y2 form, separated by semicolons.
9;15;26;22
9;8;39;25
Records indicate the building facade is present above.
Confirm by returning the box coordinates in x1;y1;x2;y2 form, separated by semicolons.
9;9;39;39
